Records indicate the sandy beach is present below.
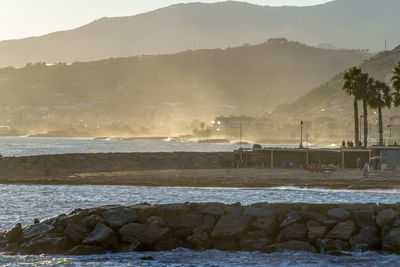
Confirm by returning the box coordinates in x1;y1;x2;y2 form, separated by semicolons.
1;168;399;190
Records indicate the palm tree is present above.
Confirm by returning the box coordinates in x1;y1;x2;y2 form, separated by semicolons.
343;67;363;147
368;80;392;146
359;73;374;148
393;62;400;107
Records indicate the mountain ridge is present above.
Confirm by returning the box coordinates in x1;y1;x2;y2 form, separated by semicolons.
0;0;398;67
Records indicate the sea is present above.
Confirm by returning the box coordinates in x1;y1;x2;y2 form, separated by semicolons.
0;137;399;266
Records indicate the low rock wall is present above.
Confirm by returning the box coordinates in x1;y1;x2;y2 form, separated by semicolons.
0;152;233;177
2;202;400;255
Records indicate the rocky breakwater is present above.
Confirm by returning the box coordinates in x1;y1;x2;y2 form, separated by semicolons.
2;202;400;255
0;152;233;178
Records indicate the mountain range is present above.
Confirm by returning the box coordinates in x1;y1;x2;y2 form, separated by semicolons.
0;40;367;123
0;0;399;67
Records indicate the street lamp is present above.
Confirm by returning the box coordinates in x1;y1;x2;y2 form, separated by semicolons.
359;115;364;147
300;121;304;149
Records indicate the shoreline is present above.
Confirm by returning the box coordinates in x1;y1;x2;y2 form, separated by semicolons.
1;169;399;190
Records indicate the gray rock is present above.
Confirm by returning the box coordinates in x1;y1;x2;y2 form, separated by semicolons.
352;209;376;227
327;208;351;221
84;215;106;229
243;207;274;218
376;209;399;227
239;232;273;252
102;207;139;228
19;233;69;254
175;229;192;239
326;220;357;240
195;215;216;233
273;240;316;252
68;245;106;255
22;223;55;242
223;206;243;215
280;211;302;228
382;227;400;253
168;214;205;229
186;231;211;249
200;206;224;216
211;215;249;238
147;216;165;227
119;223;170;246
251;217;277;236
83;223;116;248
5;223;22;243
278;223;307;242
213;239;240;251
307;220;327;241
64;223;90;244
349;226;380;251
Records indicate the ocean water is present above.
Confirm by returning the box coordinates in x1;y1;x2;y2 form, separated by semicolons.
1;185;400;266
0;136;300;157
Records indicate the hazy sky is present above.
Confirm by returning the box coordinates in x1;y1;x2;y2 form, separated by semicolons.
0;0;332;41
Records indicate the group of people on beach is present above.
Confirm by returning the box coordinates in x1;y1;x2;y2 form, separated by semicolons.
341;140;363;148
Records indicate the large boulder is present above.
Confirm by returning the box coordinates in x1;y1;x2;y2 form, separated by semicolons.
317;238;351;254
168;214;205;229
102;207;139;228
200;206;224;216
280;211;302;228
349;226;380;251
239;231;274;252
84;215;106;229
83;224;116;248
327;208;351;221
326;220;357;240
154;238;184;251
119;223;170;246
21;223;55;242
273;240;316;252
210;215;249;239
64;223;90;244
376;209;399;227
251;217;277;236
186;231;211;249
19;233;69;254
5;223;22;243
351;209;376;227
307;220;327;241
195;215;216;233
382;227;400;253
147;216;166;227
243;207;274;218
68;245;106;255
278;223;307;242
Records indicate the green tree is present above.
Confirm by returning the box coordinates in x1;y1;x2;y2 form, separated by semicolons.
343;67;363;147
359;73;374;148
393;62;400;106
368;80;392;145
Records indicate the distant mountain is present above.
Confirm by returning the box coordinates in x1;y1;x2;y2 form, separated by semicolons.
274;45;400;118
0;0;399;67
0;40;367;123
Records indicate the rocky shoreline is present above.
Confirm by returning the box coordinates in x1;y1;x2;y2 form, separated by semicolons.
1;202;400;255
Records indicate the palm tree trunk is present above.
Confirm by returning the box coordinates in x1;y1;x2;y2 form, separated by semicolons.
354;99;359;147
378;105;383;146
363;99;368;148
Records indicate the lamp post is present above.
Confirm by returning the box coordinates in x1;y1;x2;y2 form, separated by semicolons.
300;121;304;149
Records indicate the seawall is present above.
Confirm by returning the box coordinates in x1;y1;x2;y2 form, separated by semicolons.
2;202;400;255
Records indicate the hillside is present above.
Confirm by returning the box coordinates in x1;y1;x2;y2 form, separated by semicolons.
274;45;400;119
0;0;399;67
0;40;367;131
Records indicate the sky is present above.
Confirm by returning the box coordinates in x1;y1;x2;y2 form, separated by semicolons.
0;0;332;41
